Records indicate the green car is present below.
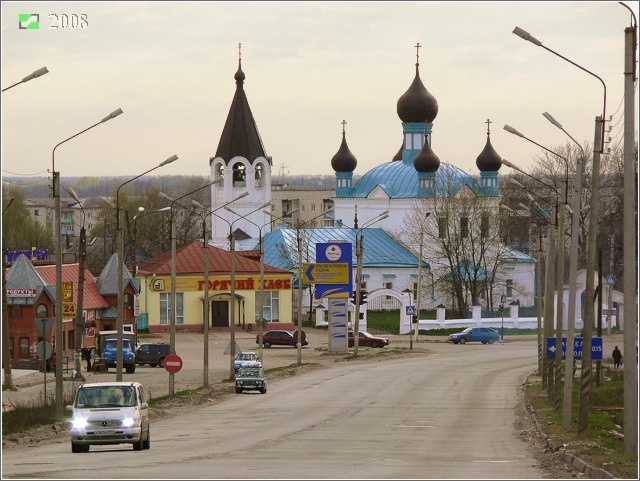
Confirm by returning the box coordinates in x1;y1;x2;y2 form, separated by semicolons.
235;367;267;394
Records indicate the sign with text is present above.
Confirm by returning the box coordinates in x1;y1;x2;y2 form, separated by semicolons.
315;242;352;298
546;337;603;360
62;281;73;302
302;263;349;284
62;303;77;319
7;289;36;297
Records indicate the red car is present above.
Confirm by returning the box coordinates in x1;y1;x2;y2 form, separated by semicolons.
348;330;390;348
256;330;308;348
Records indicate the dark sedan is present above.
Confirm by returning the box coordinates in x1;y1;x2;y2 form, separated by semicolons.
256;330;308;348
348;330;390;348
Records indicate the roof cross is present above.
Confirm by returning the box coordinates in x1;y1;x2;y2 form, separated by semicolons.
415;42;421;66
341;119;347;135
485;118;492;134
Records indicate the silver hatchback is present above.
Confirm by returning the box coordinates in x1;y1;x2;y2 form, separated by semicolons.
66;381;150;452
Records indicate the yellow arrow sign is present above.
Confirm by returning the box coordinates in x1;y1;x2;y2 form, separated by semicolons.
302;263;350;284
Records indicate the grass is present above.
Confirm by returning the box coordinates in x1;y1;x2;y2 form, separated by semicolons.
525;368;636;478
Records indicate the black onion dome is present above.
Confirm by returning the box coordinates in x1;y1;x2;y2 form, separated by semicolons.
392;144;403;161
234;62;245;83
331;131;357;172
397;64;438;123
476;132;503;172
414;137;440;173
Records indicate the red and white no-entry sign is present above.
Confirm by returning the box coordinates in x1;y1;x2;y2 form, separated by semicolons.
164;354;183;374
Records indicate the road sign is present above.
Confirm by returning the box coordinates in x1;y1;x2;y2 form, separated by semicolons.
36;340;52;360
63;281;73;302
406;306;416;316
546;337;603;360
34;317;54;337
62;303;77;318
315;242;352;299
164;354;183;374
606;275;615;285
302;263;349;284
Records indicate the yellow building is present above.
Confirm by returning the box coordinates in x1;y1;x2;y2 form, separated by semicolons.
136;241;293;334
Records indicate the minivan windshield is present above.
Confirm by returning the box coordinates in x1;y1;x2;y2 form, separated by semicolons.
76;386;136;408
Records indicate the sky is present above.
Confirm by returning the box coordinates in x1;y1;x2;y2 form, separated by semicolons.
1;1;638;183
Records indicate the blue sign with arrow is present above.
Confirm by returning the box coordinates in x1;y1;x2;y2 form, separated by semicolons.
546;337;603;360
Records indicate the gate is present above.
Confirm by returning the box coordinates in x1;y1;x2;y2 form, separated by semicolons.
364;288;413;335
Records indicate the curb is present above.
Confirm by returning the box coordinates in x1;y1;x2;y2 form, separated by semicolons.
523;385;616;479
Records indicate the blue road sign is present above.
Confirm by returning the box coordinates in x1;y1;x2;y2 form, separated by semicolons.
405;306;416;316
606;275;615;285
546;337;603;360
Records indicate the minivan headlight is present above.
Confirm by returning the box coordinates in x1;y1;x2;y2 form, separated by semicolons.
71;417;88;430
121;417;136;428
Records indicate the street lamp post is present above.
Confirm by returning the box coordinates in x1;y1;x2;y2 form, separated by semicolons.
116;155;178;381
513;24;607;438
2;198;16;388
130;206;145;277
2;66;48;92
503;125;570;415
67;188;86;378
52;107;123;419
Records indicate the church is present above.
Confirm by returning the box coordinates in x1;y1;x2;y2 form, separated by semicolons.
207;44;535;317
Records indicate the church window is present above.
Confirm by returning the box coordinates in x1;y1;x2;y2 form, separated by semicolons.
232;162;246;187
37;304;47;317
255;164;263;188
438;216;447;239
215;164;225;186
405;133;412;149
460;216;469;238
506;279;513;298
413;133;422;149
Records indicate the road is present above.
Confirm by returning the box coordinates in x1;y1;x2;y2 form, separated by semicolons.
3;338;552;479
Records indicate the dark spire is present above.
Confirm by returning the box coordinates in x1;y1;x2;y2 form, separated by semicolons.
476;119;503;172
214;44;267;164
414;134;440;173
331;120;358;173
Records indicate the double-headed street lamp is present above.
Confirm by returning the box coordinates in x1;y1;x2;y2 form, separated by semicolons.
190;191;248;387
227;208;298;365
211;201;271;378
2;66;48;92
52;108;123;419
116;155;178;381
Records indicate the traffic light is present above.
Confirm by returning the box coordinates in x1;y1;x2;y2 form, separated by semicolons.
359;284;367;305
499;304;504;311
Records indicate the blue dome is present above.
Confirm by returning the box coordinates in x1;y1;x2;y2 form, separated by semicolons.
346;161;479;199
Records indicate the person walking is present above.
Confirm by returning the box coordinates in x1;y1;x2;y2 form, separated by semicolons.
83;348;92;372
612;345;622;369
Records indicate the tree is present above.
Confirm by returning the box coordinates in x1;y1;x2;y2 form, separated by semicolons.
1;187;54;252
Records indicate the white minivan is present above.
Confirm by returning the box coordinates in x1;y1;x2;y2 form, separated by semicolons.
66;381;150;453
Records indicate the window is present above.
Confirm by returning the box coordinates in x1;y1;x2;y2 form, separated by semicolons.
160;292;184;325
124;293;133;308
438;216;447;239
460;216;469;238
232;162;246;187
9;337;14;360
413;282;418;302
216;164;225;186
19;338;30;360
506;279;513;298
68;330;75;350
10;305;22;319
481;213;489;238
255;164;263;187
385;282;393;300
37;304;47;318
311;204;316;212
257;291;280;322
300;204;305;212
34;209;40;216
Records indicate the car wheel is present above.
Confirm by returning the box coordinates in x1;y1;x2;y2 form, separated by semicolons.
126;364;136;374
459;338;467;344
235;387;242;393
133;436;143;451
82;444;90;453
488;338;495;344
71;442;82;453
260;387;266;394
482;340;487;344
264;342;271;348
143;428;150;449
159;357;166;368
149;363;157;368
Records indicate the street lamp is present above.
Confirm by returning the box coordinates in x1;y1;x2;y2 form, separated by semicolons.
52;107;123;419
67;188;87;378
504;124;570;415
2;198;16;388
212;201;271;378
191;191;248;387
513;25;607;436
2;66;48;92
159;179;220;395
230;208;299;365
542;111;587;430
116;155;178;381
130;206;145;277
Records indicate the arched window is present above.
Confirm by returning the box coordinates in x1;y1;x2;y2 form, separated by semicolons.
215;164;224;186
232;162;246;187
255;164;263;187
124;293;133;308
36;304;47;318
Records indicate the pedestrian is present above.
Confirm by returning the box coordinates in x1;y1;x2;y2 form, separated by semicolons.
612;345;622;369
83;348;92;372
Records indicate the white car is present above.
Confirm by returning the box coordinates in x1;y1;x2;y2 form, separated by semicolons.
234;352;261;373
66;381;150;453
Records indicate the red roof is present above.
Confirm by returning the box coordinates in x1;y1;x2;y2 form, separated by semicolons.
36;263;110;309
136;241;291;277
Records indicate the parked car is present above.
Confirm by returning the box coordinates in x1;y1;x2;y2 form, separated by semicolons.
66;381;150;453
448;327;500;344
348;330;390;348
235;367;267;394
234;352;261;374
256;330;308;348
136;343;170;368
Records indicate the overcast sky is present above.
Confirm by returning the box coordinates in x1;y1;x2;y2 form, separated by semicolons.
1;1;638;184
